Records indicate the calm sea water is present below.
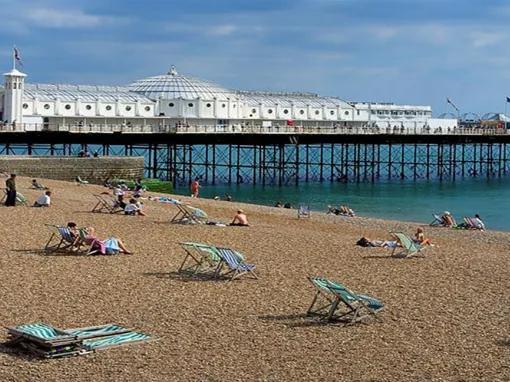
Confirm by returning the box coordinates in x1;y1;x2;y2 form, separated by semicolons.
174;178;510;231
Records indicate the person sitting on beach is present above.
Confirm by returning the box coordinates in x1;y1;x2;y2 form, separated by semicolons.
274;201;283;208
230;209;249;226
414;227;431;245
124;198;146;216
116;194;127;209
33;191;51;207
472;214;486;230
340;205;355;216
441;211;456;227
224;194;232;201
133;178;145;197
84;227;132;255
356;237;398;248
283;202;292;209
113;186;125;197
31;179;48;190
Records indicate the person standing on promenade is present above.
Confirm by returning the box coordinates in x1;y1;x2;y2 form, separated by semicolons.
191;177;200;198
5;174;16;207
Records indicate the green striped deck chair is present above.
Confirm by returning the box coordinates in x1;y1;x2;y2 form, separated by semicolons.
82;331;152;351
171;201;208;224
391;232;426;258
307;277;384;323
0;190;28;206
178;242;221;275
65;323;131;340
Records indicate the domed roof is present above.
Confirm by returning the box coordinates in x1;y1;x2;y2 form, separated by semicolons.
128;66;238;101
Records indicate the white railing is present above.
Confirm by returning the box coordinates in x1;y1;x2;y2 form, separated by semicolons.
0;123;508;136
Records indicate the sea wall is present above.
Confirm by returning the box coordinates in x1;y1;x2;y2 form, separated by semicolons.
0;156;144;184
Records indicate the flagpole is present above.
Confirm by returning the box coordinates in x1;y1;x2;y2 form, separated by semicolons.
12;45;15;70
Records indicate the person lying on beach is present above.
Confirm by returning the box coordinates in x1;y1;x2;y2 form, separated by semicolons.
328;205;355;217
84;227;132;255
230;209;249;226
414;227;432;245
124;198;146;216
31;179;48;190
33;191;51;207
356;237;398;248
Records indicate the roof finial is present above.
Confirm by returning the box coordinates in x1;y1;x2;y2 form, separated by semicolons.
168;65;177;75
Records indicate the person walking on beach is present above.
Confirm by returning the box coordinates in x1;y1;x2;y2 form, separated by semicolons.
191;177;200;198
4;174;16;207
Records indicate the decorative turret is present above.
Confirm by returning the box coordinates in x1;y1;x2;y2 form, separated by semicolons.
3;68;26;124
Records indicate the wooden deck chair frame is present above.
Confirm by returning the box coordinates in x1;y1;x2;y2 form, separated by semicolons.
307;277;383;323
214;247;258;281
390;232;426;258
178;242;220;275
44;225;79;253
429;214;444;226
171;204;205;224
298;204;311;219
91;194;123;214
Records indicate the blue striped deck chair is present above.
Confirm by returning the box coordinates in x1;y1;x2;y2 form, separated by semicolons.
91;194;123;214
44;225;79;253
391;232;426;258
214;247;257;281
298;204;311;219
178;242;221;275
82;331;152;351
429;214;444;226
307;277;384;323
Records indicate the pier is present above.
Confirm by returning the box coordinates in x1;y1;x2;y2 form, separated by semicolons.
0;123;509;186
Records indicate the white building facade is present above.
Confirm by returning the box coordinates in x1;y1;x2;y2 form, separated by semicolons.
0;65;449;132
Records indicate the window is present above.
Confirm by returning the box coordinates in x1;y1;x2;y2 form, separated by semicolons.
22;103;28;109
188;103;193;107
126;106;132;111
206;103;211;107
65;104;71;110
221;103;226;108
344;111;349;115
268;109;273;114
168;102;174;107
315;110;320;115
145;106;151;111
299;110;305;115
330;110;335;115
85;105;92;110
13;83;16;89
251;108;257;113
233;104;236;108
106;105;112;111
283;109;289;114
357;110;360;115
44;104;50;110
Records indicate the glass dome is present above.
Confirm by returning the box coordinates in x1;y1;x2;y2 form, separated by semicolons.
128;66;238;101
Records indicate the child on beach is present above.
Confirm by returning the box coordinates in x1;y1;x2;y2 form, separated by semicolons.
414;227;431;245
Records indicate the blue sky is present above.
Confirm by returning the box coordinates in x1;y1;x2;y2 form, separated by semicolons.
1;0;509;116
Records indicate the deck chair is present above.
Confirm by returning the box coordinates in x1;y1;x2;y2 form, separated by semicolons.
65;323;131;340
44;225;80;253
463;217;484;230
307;276;384;323
391;232;426;258
178;242;221;275
76;176;89;184
91;194;123;214
0;189;28;206
429;214;445;226
171;201;208;224
298;204;311;219
81;331;152;351
214;247;257;281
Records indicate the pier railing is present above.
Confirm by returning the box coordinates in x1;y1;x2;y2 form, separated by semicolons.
0;123;508;136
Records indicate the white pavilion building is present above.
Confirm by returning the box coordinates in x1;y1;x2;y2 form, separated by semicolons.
0;64;452;132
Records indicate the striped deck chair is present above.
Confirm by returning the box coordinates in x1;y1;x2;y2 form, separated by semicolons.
307;276;384;323
214;247;257;281
91;194;123;214
82;331;152;351
66;324;131;340
0;190;28;206
391;232;426;258
171;202;208;224
429;214;445;226
298;204;311;219
178;242;221;275
463;217;484;230
44;225;79;253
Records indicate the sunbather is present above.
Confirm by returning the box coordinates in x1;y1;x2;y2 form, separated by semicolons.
441;211;456;227
84;227;132;255
124;198;146;216
414;227;431;245
230;209;249;226
31;179;48;190
356;237;398;248
473;214;486;230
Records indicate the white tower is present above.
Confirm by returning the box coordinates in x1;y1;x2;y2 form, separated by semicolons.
3;68;26;125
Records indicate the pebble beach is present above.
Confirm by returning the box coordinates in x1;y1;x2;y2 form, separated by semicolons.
0;177;508;381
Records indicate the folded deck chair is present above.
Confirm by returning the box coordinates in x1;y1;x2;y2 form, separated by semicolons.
391;232;426;258
66;323;131;340
82;331;152;351
171;201;208;224
178;242;221;275
91;194;123;214
307;276;384;323
214;247;257;281
298;204;311;219
44;225;79;253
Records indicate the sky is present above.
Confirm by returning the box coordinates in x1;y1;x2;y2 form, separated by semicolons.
0;0;509;116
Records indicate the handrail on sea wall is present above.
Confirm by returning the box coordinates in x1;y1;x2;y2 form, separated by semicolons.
0;123;507;136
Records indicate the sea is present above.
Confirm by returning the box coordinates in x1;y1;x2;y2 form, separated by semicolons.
173;178;510;231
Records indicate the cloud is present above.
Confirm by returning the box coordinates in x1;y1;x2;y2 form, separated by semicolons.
25;7;121;28
208;24;237;36
469;31;505;48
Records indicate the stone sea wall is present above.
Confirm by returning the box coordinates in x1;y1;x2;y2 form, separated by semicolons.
0;156;144;184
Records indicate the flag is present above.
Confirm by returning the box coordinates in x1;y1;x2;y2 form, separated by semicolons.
446;97;452;104
13;47;22;66
506;96;510;103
